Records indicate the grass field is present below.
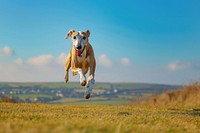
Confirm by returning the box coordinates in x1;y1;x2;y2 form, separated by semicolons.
1;83;200;133
13;94;53;100
0;82;110;89
0;103;200;133
50;98;130;106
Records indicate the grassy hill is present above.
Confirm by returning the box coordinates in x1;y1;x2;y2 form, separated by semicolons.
0;83;200;133
134;82;200;108
0;82;179;105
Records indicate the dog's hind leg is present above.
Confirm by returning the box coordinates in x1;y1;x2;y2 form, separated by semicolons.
84;46;96;99
84;76;95;99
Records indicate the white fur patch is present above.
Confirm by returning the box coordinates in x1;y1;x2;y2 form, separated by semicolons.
78;68;86;83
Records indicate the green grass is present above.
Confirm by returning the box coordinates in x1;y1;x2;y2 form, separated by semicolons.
0;82;82;89
61;99;130;106
0;81;179;90
0;103;200;133
50;98;130;106
13;94;53;100
0;82;106;89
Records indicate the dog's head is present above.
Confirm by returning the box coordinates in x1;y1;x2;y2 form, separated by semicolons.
65;29;90;56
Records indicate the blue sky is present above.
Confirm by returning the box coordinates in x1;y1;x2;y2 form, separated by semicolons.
0;0;200;85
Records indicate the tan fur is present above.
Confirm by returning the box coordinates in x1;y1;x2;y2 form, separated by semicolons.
64;29;96;86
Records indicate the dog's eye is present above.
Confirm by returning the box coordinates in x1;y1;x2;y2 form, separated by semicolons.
83;36;86;40
73;36;76;39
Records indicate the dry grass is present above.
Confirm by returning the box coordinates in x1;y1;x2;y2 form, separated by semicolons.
1;82;200;132
134;82;200;107
0;96;15;103
0;103;200;133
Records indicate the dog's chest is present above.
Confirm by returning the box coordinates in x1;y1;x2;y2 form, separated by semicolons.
77;56;84;63
77;55;90;63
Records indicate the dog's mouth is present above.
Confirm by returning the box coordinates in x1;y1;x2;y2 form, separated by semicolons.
75;46;85;57
75;49;82;56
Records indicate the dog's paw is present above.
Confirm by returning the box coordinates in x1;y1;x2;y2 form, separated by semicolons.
64;73;69;83
64;78;68;83
80;80;86;86
84;93;90;99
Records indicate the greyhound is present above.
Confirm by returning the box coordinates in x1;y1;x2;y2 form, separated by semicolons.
64;29;96;99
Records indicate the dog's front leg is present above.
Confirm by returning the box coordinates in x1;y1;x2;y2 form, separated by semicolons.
84;75;95;99
64;53;71;83
78;69;86;86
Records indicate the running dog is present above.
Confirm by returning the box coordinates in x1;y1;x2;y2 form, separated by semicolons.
64;29;96;99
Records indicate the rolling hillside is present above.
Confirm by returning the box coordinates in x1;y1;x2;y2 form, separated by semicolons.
0;82;179;105
134;82;200;107
1;82;200;133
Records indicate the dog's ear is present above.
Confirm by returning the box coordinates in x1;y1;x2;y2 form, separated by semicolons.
65;29;75;39
85;30;90;37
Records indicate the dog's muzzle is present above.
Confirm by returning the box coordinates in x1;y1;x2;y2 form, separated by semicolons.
77;45;82;50
75;46;85;57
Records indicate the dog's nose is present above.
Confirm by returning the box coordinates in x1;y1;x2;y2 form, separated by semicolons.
77;45;82;50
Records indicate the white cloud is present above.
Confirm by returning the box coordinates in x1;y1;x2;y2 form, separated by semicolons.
167;61;191;71
27;54;55;66
98;54;112;68
120;58;131;66
0;46;15;56
57;53;67;65
14;58;24;65
26;53;67;70
0;53;67;82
